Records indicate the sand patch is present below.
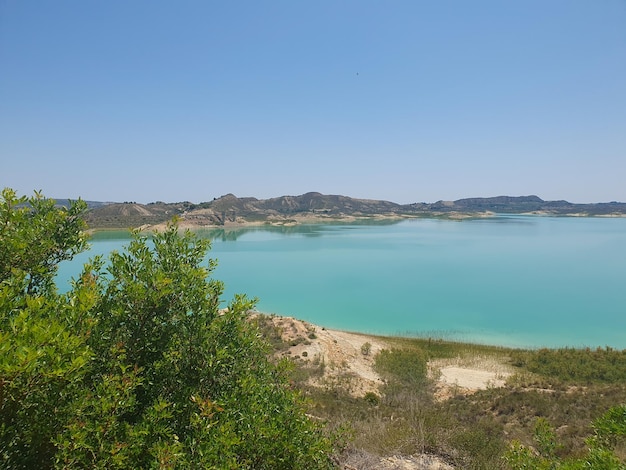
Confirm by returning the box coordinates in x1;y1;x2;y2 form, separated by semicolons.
439;366;507;389
429;356;513;401
260;315;522;468
263;314;514;402
267;315;387;397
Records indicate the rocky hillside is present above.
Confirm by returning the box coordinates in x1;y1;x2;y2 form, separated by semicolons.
85;192;411;228
84;201;192;228
193;192;405;219
427;195;626;215
84;193;626;229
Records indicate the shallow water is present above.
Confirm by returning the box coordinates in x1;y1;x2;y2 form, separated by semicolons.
58;216;626;349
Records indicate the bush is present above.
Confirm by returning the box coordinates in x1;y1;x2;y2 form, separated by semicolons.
511;347;626;384
0;189;336;469
362;392;380;406
374;348;428;387
504;405;626;469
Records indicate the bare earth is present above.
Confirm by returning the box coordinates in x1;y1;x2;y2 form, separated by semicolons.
269;315;387;396
265;315;514;470
268;315;512;398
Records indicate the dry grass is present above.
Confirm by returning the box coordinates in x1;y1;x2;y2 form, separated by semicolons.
253;314;626;469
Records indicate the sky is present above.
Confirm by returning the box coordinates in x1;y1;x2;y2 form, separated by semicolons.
1;1;625;204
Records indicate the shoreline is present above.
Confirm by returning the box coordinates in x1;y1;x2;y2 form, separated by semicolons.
86;210;626;234
252;311;626;353
259;314;515;403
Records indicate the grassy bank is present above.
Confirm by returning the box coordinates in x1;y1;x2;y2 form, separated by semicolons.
256;316;626;468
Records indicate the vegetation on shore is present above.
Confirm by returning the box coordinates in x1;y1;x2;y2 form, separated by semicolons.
255;314;626;468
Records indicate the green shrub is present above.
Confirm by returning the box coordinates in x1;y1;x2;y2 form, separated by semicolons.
511;347;626;384
363;392;380;406
505;405;626;469
0;189;336;469
374;347;428;387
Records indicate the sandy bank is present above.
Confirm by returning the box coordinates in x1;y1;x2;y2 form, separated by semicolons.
263;315;513;400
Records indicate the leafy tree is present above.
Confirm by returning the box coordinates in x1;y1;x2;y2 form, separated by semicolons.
0;189;336;469
0;189;93;468
0;188;88;296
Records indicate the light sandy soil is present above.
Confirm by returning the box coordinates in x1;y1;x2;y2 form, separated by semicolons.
144;214;415;232
429;356;514;401
268;315;387;397
268;315;513;399
440;366;507;389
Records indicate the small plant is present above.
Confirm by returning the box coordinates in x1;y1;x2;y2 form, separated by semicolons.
290;337;306;347
363;392;380;406
361;342;372;356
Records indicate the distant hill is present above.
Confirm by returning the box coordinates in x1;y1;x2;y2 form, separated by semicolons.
430;196;626;216
194;192;404;219
83;201;193;229
82;193;626;229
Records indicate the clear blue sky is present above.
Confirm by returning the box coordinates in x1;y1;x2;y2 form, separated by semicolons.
1;1;625;204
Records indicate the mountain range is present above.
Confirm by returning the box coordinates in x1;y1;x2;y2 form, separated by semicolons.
81;193;626;229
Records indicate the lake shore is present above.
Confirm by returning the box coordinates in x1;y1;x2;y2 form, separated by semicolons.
258;314;514;399
86;209;626;235
135;212;456;232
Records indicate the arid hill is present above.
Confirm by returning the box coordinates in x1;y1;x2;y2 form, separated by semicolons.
83;201;194;229
83;193;626;229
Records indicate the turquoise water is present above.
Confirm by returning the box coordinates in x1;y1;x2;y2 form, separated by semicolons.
58;216;626;349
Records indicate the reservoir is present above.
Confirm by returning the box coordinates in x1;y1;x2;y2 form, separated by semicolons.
58;215;626;349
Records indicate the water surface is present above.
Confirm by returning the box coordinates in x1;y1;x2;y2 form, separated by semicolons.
59;216;626;349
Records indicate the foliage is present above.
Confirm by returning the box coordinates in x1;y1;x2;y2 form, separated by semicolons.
0;190;92;468
505;405;626;469
0;298;93;468
374;347;428;388
511;347;626;384
0;188;88;296
0;189;335;469
299;333;626;469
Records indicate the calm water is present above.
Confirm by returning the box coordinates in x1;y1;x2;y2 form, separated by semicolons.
58;216;626;349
